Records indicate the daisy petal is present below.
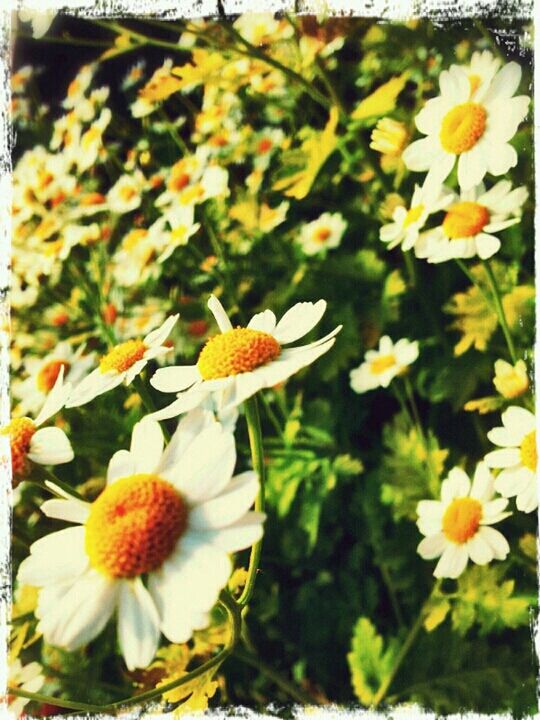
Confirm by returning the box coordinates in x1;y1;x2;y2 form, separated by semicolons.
273;301;327;344
478;526;509;560
208;295;233;332
107;449;137;484
28;427;73;466
193;511;266;553
189;471;259;529
467;533;493;565
150;366;201;393
18;527;88;586
484;448;521;468
41;498;90;524
143;314;179;348
417;533;446;559
118;578;160;671
248;309;277;333
130;417;163;474
434;544;468;579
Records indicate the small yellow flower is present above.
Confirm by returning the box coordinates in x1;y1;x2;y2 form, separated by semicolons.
493;359;529;399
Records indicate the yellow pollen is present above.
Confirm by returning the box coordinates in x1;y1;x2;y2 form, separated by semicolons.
99;339;146;374
1;417;36;479
520;431;537;472
468;74;482;96
442;496;482;544
440;102;487;154
370;354;396;375
85;474;187;578
37;360;70;393
314;227;332;243
404;204;424;228
120;185;137;202
442;201;490;239
198;328;281;380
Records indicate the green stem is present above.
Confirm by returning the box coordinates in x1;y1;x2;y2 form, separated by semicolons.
259;393;285;441
8;689;106;713
233;647;316;705
31;464;86;501
482;259;517;363
372;580;440;708
238;396;266;606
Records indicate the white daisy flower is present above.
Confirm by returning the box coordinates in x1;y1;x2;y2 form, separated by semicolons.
13;342;95;416
403;62;530;190
150;296;341;417
7;659;45;716
415;180;528;263
1;369;73;482
380;181;453;251
460;50;501;98
18;411;265;670
66;315;179;408
417;463;511;579
485;406;537;513
107;171;145;215
297;213;347;256
349;336;419;394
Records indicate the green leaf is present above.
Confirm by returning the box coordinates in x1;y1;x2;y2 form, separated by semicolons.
347;617;398;705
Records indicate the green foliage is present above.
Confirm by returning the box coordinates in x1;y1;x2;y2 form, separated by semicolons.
347;617;398;705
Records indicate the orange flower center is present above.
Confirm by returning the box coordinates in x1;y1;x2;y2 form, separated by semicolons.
85;474;187;578
440;102;487;154
520;431;537;472
404;204;424;228
370;354;396;375
314;227;332;243
1;417;36;478
36;360;70;393
197;328;281;380
442;496;482;544
99;339;146;374
257;138;273;154
442;201;490;239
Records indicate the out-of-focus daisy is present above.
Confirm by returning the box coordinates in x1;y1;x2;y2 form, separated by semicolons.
415;180;527;263
493;359;529;399
485;406;537;513
370;117;409;171
380;181;453;251
350;336;418;393
18;8;55;38
13;342;95;416
417;463;510;579
122;60;147;91
1;370;73;483
460;50;501;98
75;108;111;174
297;213;347;256
403;62;530;190
151;296;340;416
63;64;96;109
18;411;265;670
107;171;145;214
66;315;178;408
7;659;45;716
233;13;293;46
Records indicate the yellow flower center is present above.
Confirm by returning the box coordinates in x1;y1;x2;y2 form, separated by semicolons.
442;201;490;239
1;417;36;479
197;328;281;380
468;73;482;96
36;360;70;393
314;227;332;243
370;354;396;375
404;204;424;228
119;185;137;202
442;496;482;544
85;474;188;578
439;102;487;154
520;431;537;472
99;339;146;374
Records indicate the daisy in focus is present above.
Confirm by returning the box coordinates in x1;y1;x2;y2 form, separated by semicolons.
18;411;264;670
349;336;418;394
297;212;347;256
66;315;178;408
485;406;537;513
402;62;530;190
12;342;95;416
150;296;341;416
415;180;527;263
1;369;73;483
417;463;511;579
379;181;453;251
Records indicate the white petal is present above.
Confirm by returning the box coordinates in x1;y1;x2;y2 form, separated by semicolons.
157;408;215;478
124;358;149;385
143;314;179;348
130;417;163;474
487;426;523;448
441;468;470;503
482;61;522;104
415;96;452;135
470;462;494;501
424;151;456;187
35;366;71;425
495;466;532;497
189;471;259;529
485;142;517;176
516;483;538;513
402;136;441;172
484;448;521;468
37;569;118;651
65;369;124;408
41;498;90;524
417;533;446;559
478;526;509;560
118;578;160;671
18;527;88;586
486;96;529;142
457;145;487;190
173;423;236;503
481;497;510;523
248;309;277;333
434;544;468;579
146;390;209;421
475;233;500;259
107;449;137;484
207;295;233;332
192;511;266;553
150;366;201;393
273;300;327;344
28;427;73;465
467;533;493;565
502;406;535;434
